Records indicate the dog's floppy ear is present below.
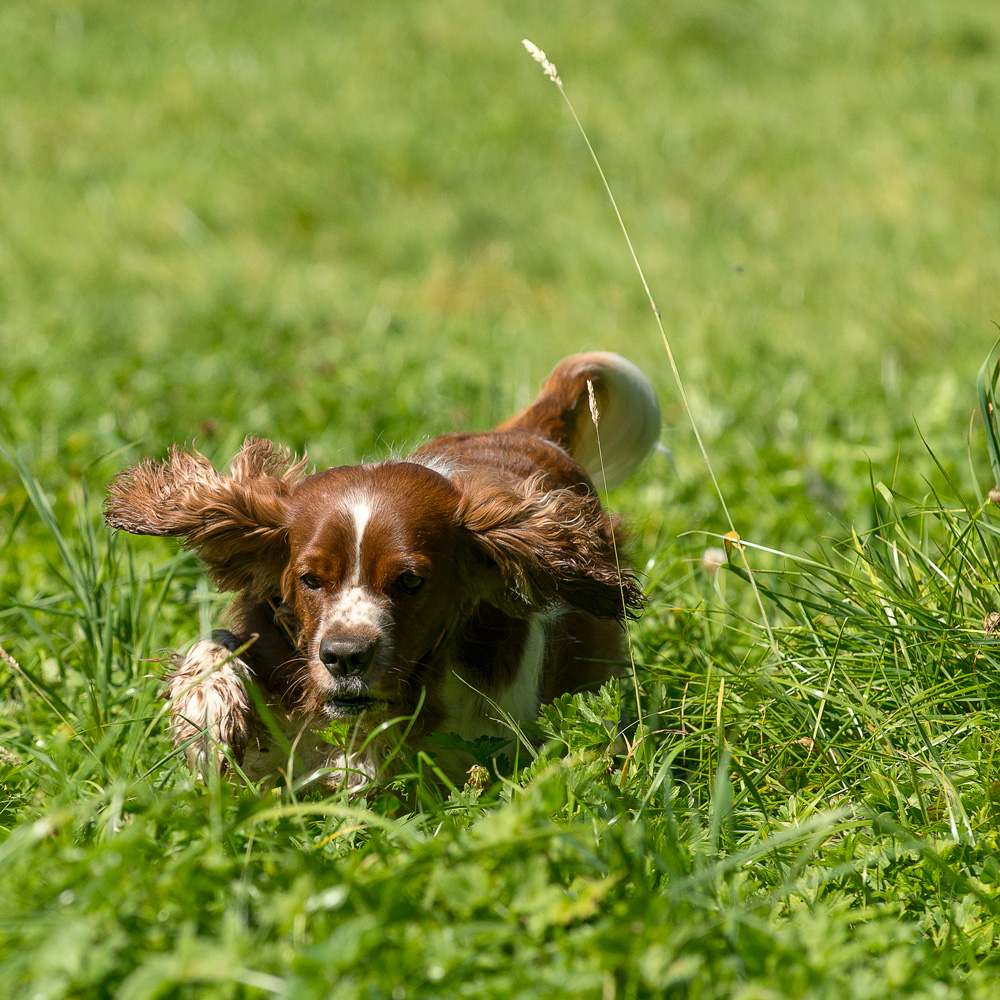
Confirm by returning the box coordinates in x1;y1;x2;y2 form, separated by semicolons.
105;436;306;597
457;472;645;621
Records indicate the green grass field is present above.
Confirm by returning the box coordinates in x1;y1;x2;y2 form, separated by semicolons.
3;1;1000;996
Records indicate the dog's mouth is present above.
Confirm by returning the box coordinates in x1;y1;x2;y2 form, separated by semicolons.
323;695;385;719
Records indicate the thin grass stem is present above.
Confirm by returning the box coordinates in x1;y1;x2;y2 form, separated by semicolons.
522;39;777;655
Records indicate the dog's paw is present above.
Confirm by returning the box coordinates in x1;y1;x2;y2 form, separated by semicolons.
167;630;255;775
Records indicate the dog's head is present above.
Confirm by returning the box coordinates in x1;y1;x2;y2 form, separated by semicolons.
106;436;643;722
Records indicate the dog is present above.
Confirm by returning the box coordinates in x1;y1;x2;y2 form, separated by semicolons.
105;352;660;786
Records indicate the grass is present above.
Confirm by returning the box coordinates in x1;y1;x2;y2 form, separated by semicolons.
3;0;1000;996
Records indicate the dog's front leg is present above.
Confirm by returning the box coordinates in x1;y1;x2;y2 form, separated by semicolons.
167;629;256;776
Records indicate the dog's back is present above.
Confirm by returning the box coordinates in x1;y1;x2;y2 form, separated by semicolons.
411;352;661;493
497;351;661;488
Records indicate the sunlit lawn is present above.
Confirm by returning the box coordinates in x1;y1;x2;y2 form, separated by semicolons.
2;2;1000;996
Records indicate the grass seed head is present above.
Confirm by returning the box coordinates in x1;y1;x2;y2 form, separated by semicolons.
522;39;562;86
0;644;21;673
587;378;600;425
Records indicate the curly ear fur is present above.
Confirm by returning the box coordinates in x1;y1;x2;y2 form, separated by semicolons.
458;472;645;620
105;436;306;597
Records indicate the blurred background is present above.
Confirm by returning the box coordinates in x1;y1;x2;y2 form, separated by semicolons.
1;0;999;557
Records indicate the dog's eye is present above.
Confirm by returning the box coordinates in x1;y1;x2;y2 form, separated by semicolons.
396;573;425;595
300;573;322;589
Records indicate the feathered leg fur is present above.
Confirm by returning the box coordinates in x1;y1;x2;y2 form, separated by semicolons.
167;630;255;776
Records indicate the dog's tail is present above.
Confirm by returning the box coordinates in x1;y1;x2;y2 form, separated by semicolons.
498;352;661;488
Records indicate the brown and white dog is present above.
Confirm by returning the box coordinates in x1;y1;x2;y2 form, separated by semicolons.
105;352;660;786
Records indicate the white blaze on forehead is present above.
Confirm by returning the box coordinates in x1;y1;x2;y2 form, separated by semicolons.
348;499;373;586
308;491;391;646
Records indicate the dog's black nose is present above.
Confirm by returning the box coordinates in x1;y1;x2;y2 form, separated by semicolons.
318;636;377;676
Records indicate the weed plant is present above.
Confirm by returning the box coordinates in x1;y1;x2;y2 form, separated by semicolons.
3;2;1000;997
